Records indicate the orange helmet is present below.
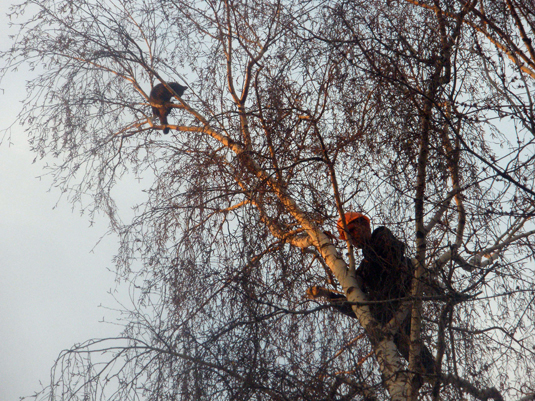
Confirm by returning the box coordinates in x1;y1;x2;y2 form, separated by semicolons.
337;212;371;247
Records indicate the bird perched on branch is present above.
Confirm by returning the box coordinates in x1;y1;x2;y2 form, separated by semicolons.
149;82;187;134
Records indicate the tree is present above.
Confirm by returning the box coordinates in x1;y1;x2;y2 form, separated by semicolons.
2;0;535;399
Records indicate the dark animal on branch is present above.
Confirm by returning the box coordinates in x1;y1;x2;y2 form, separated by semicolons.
149;82;187;134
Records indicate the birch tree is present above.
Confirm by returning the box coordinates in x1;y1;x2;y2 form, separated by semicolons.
2;0;535;400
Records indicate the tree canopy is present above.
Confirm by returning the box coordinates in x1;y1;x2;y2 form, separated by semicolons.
2;0;535;400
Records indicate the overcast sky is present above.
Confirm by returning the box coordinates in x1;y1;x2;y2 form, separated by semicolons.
0;1;129;400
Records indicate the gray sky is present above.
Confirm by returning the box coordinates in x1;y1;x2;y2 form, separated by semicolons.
0;1;126;400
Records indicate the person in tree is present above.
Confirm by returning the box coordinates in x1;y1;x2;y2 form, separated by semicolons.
310;212;435;374
337;212;412;324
